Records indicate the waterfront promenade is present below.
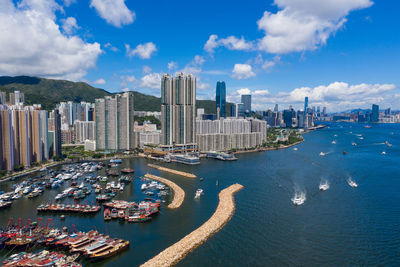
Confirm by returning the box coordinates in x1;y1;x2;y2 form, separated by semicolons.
144;173;185;209
147;164;197;178
141;183;243;267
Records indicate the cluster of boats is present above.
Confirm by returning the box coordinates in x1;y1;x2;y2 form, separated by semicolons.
0;218;129;263
103;200;160;223
37;204;101;214
2;250;81;267
140;179;169;197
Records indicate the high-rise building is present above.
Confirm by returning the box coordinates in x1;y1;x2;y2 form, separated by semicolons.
241;95;251;115
161;73;196;145
371;104;379;122
9;91;25;105
304;97;309;115
95;92;135;151
322;107;327;116
52;109;62;158
0;92;6;104
216;81;226;119
74;120;95;143
274;104;279;112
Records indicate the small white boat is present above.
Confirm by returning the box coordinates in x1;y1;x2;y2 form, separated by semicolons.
352;142;357;146
319;152;326;156
319;181;330;191
291;192;306;206
347;178;358;188
358;137;364;140
381;151;386;155
334;134;338;137
141;184;148;191
331;141;336;144
194;189;204;199
293;147;298;151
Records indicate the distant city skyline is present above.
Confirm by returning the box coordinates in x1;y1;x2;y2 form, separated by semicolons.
0;0;399;112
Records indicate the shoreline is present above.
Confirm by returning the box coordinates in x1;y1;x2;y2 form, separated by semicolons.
144;173;185;209
147;164;197;178
140;183;243;267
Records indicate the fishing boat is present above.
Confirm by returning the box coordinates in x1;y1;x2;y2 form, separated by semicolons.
121;168;134;174
343;150;348;155
89;240;130;260
104;209;111;221
118;210;125;221
111;208;118;219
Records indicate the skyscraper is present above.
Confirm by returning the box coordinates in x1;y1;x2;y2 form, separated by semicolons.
53;109;62;158
9;91;24;105
241;95;251;115
304;97;309;115
161;73;196;145
371;104;379;122
0;91;5;104
95;92;135;151
216;81;226;119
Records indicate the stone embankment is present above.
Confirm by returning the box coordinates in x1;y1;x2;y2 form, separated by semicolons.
141;183;244;267
144;174;185;209
147;164;197;178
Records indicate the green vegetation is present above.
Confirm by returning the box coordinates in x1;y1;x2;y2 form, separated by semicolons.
0;76;235;115
134;115;161;129
264;128;303;148
0;170;7;177
13;164;24;172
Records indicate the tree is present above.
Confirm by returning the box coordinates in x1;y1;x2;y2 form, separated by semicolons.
14;164;24;172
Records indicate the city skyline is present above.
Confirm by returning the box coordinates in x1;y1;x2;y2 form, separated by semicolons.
0;0;399;112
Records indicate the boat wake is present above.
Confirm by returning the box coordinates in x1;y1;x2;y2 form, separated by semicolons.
319;180;330;191
291;191;306;206
347;178;358;188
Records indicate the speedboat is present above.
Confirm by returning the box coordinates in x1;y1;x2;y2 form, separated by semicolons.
331;141;337;144
194;189;204;199
319;152;326;156
381;151;386;155
291;192;306;206
385;141;392;147
293;147;298;151
347;178;358;188
319;181;330;191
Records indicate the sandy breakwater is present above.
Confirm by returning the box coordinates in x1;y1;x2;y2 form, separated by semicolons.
144;174;185;209
147;164;197;178
141;183;244;267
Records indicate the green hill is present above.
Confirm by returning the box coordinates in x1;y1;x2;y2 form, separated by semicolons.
0;76;233;115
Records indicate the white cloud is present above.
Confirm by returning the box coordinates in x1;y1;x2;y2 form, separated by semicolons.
93;78;106;85
142;65;152;74
90;0;135;28
228;82;397;111
125;42;157;59
253;54;281;72
61;17;79;35
257;0;373;54
104;42;118;52
140;73;161;89
0;0;102;81
61;0;76;7
231;64;256;80
168;61;178;71
204;34;254;54
182;55;205;74
120;75;136;87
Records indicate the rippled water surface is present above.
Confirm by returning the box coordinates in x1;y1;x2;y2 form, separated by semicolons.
1;122;399;266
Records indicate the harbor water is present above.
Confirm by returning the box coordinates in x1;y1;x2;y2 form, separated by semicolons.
1;122;399;266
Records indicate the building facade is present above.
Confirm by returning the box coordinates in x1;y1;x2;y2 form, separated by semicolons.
216;81;226;119
241;94;251;115
161;73;196;145
95;92;135;151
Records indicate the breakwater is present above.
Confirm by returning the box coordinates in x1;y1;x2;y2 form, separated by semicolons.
140;183;243;267
144;173;185;209
147;164;197;178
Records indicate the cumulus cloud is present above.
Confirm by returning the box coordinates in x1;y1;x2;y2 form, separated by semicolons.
182;55;205;74
142;66;152;74
204;34;254;54
168;61;178;71
104;43;119;52
93;78;106;85
61;0;76;7
140;73;161;89
90;0;135;27
0;0;102;81
257;0;373;54
228;82;397;111
61;17;79;35
253;54;281;72
231;64;256;80
125;42;157;59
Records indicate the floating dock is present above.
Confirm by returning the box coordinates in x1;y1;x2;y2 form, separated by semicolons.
147;164;197;178
140;183;243;267
144;174;185;209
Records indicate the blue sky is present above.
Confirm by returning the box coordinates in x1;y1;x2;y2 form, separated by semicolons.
1;0;399;111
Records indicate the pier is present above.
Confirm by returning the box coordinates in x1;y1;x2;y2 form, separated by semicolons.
144;174;185;209
147;164;197;178
141;183;243;267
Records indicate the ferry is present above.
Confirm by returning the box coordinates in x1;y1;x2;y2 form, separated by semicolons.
167;153;200;165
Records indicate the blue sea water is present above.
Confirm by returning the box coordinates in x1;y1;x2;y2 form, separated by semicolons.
0;122;399;266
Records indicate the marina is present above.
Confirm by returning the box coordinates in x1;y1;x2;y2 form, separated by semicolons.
144;174;185;209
